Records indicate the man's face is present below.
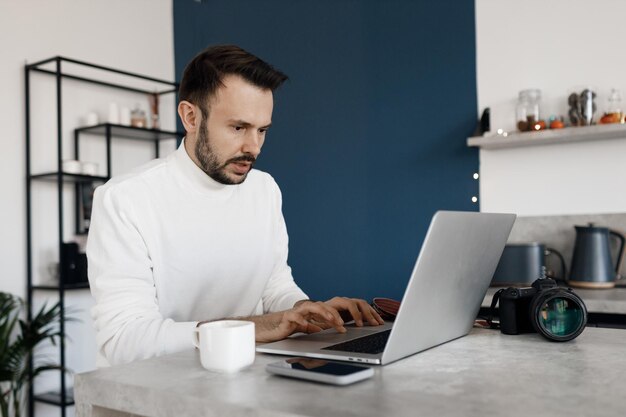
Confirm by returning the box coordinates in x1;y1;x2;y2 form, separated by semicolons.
194;75;274;184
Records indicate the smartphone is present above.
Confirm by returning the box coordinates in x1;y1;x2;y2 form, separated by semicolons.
266;357;374;386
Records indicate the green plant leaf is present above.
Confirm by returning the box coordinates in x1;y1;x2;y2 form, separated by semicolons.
0;292;70;417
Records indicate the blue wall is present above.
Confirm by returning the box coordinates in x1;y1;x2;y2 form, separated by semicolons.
173;0;478;302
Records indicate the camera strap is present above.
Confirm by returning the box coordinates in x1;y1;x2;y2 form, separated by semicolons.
485;288;504;329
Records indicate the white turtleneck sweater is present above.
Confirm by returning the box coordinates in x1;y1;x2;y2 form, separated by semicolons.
87;141;308;367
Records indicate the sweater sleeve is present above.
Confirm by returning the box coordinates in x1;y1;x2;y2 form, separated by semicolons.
261;180;308;313
87;183;197;367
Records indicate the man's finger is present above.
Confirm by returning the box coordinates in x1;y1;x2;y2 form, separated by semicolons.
335;298;363;326
309;312;346;333
356;300;383;325
316;301;346;328
313;303;346;333
370;305;385;324
285;311;323;334
296;301;345;333
309;319;333;330
303;322;324;333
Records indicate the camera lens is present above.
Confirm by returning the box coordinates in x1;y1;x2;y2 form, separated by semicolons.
530;290;587;342
538;298;584;336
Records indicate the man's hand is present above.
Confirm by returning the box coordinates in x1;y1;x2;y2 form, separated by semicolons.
294;297;385;328
251;301;347;343
201;297;385;344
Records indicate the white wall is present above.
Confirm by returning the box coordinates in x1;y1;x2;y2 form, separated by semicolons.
0;1;175;415
476;0;626;216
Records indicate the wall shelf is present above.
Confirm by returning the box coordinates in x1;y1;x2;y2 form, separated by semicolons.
76;123;183;141
467;123;626;150
30;173;109;183
34;390;74;407
32;282;90;291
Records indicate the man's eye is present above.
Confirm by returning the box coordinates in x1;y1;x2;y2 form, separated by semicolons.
259;128;268;134
234;126;244;131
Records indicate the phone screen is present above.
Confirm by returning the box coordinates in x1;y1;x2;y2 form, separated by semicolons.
286;358;368;375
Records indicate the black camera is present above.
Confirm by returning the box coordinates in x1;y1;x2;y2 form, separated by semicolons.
498;278;587;342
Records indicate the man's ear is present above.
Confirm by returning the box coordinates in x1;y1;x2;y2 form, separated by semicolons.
178;100;200;134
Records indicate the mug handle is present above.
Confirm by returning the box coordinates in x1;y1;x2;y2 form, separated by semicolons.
545;247;567;283
193;327;200;349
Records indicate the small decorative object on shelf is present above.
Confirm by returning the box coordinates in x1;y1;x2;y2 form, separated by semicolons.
149;93;160;129
120;106;131;126
568;87;597;126
79;183;95;232
80;161;98;176
516;89;544;132
599;88;624;124
84;112;99;126
472;107;490;136
62;159;82;174
107;102;120;124
130;104;147;128
548;115;565;129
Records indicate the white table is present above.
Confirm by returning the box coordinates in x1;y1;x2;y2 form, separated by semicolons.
75;327;626;417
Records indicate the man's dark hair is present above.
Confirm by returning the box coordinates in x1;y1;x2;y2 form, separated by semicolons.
178;44;288;117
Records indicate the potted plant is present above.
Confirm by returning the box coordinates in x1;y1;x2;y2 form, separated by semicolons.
0;292;64;417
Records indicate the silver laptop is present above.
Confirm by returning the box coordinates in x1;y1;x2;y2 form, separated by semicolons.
257;211;516;365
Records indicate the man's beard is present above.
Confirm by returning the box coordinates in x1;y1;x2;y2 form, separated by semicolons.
194;119;256;185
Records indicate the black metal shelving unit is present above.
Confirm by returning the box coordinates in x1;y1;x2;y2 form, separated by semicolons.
24;56;183;417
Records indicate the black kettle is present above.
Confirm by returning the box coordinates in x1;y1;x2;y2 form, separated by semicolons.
491;243;566;286
568;224;626;289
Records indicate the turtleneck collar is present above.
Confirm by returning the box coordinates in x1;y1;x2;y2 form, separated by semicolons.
169;138;235;198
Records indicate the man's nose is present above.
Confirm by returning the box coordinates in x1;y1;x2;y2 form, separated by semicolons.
242;130;262;157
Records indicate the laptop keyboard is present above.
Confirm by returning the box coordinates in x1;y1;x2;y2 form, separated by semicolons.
322;330;391;354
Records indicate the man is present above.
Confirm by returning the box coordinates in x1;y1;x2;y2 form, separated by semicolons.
87;45;383;367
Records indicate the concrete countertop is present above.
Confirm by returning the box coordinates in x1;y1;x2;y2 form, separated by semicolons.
482;287;626;315
75;327;626;417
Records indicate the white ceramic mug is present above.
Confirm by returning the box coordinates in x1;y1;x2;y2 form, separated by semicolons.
193;320;255;373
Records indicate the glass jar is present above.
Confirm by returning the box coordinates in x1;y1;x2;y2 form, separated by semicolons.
130;105;147;128
605;88;622;124
516;89;541;131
